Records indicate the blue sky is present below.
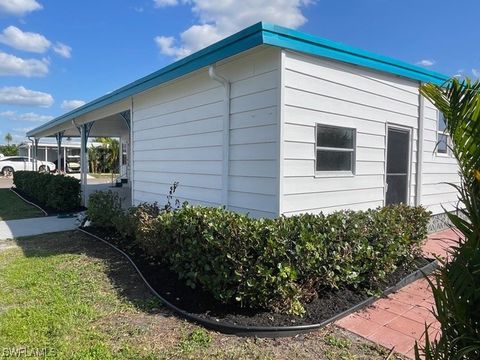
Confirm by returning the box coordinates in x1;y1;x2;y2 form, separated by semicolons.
0;0;478;144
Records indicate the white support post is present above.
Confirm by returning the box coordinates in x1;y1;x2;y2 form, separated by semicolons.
80;125;87;206
56;131;64;173
63;146;67;174
34;138;40;171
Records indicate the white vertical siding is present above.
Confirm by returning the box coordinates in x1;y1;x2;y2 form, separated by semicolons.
280;50;421;215
132;47;280;217
420;99;461;214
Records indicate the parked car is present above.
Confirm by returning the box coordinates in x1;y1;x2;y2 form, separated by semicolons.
0;156;56;176
66;155;81;173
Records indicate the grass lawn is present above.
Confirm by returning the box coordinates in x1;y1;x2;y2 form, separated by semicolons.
0;188;44;221
0;231;404;360
90;173;118;180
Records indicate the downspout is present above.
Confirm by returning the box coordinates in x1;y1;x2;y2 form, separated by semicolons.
415;88;425;206
208;65;231;208
130;96;134;207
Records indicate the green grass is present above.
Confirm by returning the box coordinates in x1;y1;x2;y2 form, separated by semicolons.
0;231;404;360
90;173;118;179
0;188;44;221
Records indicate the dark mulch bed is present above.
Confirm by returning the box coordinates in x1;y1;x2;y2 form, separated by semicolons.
11;187;86;216
83;225;433;327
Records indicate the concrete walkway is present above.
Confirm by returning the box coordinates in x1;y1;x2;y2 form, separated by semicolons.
0;215;79;240
336;229;460;359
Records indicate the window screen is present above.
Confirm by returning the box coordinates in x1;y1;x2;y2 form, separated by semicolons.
315;124;355;172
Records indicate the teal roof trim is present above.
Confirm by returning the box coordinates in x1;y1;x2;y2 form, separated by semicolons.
28;22;449;137
261;23;448;86
28;23;264;136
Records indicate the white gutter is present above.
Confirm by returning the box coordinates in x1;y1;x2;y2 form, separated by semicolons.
416;90;425;206
208;65;231;207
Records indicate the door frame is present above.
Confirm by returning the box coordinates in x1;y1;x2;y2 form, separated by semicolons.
384;123;413;206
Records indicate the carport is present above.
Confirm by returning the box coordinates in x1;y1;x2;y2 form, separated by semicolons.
26;100;132;206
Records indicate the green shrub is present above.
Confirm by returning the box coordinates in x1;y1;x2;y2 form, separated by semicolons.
86;190;123;228
130;203;430;315
87;192;155;241
86;191;430;315
13;171;81;212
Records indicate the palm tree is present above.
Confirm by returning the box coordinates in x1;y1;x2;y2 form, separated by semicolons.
4;133;12;145
88;145;99;174
96;137;119;181
415;78;480;359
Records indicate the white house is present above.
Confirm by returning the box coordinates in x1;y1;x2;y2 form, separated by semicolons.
27;23;459;225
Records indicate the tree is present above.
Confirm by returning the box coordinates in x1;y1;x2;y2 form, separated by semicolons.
4;133;12;145
0;144;18;156
415;78;480;359
92;137;119;178
88;145;99;174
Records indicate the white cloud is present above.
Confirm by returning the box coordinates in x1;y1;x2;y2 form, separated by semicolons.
52;42;72;58
0;0;42;16
61;99;86;110
472;68;480;78
9;132;29;143
0;26;72;59
0;110;53;122
0;26;50;53
416;59;435;67
154;0;313;58
12;126;33;132
0;51;49;77
154;0;179;7
0;86;54;107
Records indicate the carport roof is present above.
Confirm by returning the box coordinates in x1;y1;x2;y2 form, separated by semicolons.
28;22;449;138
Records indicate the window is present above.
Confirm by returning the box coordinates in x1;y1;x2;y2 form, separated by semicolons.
437;112;449;155
315;124;356;173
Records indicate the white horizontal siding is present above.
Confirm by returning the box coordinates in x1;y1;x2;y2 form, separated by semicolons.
132;46;279;216
420;99;461;214
280;50;420;215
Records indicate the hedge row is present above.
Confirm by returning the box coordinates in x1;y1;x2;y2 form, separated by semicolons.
13;171;81;212
87;190;430;315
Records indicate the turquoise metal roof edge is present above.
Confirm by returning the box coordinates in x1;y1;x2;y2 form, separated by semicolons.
28;22;449;137
27;22;265;136
261;23;448;85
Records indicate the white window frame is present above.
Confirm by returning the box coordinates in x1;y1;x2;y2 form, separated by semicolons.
315;123;356;176
436;112;451;157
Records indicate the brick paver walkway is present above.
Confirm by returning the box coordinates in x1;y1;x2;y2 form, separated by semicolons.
336;228;461;359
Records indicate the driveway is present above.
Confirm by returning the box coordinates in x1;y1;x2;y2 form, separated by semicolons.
0;177;13;189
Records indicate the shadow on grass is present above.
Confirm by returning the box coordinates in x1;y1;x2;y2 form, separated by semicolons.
12;230;175;316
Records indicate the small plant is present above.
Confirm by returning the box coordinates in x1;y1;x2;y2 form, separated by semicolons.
178;329;211;353
324;334;352;349
164;181;181;211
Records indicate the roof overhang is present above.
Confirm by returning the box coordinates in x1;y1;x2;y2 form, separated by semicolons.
28;22;449;138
